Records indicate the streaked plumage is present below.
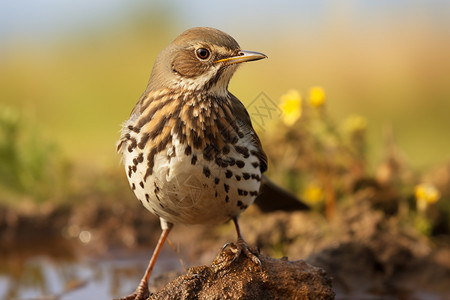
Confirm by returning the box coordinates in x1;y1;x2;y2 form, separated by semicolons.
116;27;267;300
118;89;266;224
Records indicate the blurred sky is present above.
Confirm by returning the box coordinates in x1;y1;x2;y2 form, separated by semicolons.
1;0;449;169
2;1;449;43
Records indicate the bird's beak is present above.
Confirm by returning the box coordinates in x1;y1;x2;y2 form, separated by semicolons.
215;50;267;65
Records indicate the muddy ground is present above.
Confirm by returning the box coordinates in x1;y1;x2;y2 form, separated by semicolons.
1;190;449;299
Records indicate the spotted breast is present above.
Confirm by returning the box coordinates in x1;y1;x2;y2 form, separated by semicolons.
118;88;266;226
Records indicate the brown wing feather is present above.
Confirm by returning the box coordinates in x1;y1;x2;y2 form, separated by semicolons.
229;93;268;173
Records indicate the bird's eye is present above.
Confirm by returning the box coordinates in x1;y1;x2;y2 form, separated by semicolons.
196;48;210;60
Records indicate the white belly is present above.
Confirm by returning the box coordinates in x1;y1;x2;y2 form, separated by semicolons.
123;136;262;225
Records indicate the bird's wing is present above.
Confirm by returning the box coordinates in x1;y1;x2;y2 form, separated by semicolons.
229;94;310;212
229;93;268;173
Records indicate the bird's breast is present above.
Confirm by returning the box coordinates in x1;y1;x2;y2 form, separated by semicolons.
123;133;262;225
118;90;263;225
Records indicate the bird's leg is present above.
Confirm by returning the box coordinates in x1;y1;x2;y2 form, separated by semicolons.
116;222;173;300
232;217;261;268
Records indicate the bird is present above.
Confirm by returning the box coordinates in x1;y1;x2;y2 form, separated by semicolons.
116;26;295;300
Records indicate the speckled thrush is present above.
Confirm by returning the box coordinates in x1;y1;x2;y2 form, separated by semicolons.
117;27;268;300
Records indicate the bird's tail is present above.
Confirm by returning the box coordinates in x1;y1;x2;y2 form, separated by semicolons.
254;175;310;212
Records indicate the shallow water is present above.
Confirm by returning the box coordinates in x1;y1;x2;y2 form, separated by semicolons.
0;243;181;300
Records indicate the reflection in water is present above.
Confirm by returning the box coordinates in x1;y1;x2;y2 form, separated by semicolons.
0;238;181;300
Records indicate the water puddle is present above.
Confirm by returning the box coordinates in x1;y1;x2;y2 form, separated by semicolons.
0;240;181;300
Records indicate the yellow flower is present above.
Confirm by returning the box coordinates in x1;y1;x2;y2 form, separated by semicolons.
343;115;368;133
415;183;441;204
304;183;324;203
309;86;326;108
279;89;302;126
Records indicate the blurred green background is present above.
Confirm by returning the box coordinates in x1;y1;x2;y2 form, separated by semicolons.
1;0;449;188
1;2;449;298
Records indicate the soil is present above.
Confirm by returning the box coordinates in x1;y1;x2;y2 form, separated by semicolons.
150;247;334;300
1;189;449;299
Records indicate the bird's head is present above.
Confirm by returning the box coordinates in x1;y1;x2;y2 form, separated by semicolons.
146;27;267;96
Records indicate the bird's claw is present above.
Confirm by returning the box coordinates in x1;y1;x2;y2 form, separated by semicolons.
212;239;262;272
221;242;230;251
234;237;262;270
114;283;150;300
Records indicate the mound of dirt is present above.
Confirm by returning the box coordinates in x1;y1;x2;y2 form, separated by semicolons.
150;245;334;300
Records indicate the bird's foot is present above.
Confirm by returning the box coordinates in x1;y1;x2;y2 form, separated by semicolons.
114;282;150;300
212;239;261;272
233;237;262;268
